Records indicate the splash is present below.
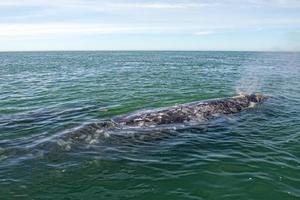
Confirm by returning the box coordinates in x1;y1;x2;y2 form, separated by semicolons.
236;61;265;95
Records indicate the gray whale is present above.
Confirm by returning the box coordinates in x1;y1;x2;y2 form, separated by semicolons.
69;93;267;143
113;93;267;126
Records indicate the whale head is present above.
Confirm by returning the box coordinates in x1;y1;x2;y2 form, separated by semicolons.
247;93;268;103
236;92;268;104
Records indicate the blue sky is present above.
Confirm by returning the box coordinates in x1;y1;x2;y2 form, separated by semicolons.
0;0;299;51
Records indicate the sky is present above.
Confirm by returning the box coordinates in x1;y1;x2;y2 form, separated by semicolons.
0;0;299;51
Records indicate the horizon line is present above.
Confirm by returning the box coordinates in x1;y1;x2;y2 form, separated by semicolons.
0;50;299;53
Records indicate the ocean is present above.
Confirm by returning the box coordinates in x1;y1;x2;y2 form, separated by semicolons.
0;51;299;199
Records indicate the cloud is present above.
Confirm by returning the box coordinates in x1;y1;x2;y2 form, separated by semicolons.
248;0;300;6
0;0;60;7
1;0;299;10
194;31;214;35
62;2;208;13
0;23;190;37
0;17;298;38
110;3;202;9
0;0;210;10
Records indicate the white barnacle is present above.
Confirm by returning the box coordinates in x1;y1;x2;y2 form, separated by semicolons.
133;118;143;122
89;139;98;144
65;144;71;151
249;102;256;108
85;135;92;143
103;131;110;138
79;134;86;140
96;129;104;134
138;121;145;126
195;113;203;119
158;112;164;116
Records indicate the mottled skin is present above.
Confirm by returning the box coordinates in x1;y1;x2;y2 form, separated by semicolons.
69;94;267;142
113;93;267;126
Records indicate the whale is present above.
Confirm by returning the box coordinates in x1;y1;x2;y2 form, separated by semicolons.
113;93;267;126
68;93;268;143
0;94;268;164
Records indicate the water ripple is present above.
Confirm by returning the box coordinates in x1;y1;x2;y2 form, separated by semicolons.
0;51;299;199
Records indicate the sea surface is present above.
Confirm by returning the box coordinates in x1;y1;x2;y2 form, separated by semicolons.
0;51;299;200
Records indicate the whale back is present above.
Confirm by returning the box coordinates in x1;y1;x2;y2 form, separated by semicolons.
67;93;268;144
113;93;267;126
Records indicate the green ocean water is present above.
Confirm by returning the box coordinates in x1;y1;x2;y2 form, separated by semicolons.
0;51;299;199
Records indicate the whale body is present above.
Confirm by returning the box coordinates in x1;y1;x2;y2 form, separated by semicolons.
113;93;267;126
68;93;267;143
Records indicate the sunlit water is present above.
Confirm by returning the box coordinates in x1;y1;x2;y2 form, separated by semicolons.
0;51;299;200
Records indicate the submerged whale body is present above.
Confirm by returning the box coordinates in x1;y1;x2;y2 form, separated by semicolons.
69;93;267;143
